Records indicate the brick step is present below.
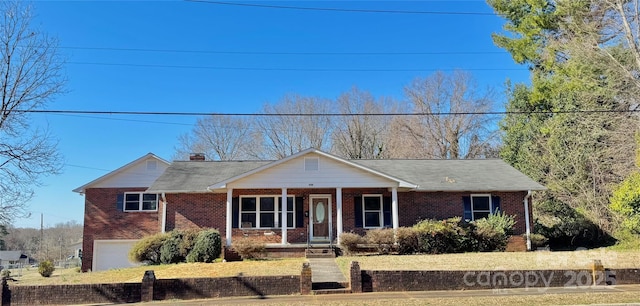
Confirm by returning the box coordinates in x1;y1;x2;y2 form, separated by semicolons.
312;281;349;290
312;288;352;295
305;248;335;258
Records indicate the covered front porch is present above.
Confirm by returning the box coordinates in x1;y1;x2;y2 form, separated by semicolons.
221;187;402;247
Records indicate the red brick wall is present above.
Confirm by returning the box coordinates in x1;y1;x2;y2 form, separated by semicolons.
396;191;529;235
83;188;532;270
82;188;162;271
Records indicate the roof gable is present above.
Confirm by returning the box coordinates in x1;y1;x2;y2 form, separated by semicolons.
208;148;418;190
73;153;170;194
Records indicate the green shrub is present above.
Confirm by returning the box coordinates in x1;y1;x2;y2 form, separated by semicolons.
160;236;181;264
473;212;516;251
159;229;200;264
365;228;395;254
129;232;169;264
611;172;640;234
38;260;55;277
395;227;420;255
177;228;201;258
339;232;364;255
1;269;10;279
186;229;222;263
231;238;267;260
528;233;549;248
414;217;467;254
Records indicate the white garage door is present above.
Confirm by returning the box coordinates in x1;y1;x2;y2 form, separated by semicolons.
93;240;140;271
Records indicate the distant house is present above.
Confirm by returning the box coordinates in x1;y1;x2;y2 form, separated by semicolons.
0;251;29;268
73;148;545;272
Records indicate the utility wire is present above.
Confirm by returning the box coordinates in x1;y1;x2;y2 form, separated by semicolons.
22;109;640;116
68;61;523;72
185;0;498;16
59;46;505;56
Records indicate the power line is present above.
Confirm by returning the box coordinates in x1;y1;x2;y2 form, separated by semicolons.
52;113;193;126
185;0;498;16
59;46;506;56
22;109;640;117
68;61;524;72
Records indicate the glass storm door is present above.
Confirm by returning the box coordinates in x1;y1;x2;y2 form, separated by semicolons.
311;196;330;240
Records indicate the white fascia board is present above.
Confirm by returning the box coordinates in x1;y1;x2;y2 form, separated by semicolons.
72;153;170;194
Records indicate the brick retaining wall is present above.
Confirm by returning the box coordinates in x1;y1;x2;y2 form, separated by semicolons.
357;267;640;292
6;283;141;305
154;275;300;300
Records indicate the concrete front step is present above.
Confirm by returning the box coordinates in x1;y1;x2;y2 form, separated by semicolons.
312;281;349;290
312;281;350;294
305;248;335;258
312;288;352;295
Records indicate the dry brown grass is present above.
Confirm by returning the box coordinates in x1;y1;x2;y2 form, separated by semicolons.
195;292;640;306
8;258;306;286
336;249;640;275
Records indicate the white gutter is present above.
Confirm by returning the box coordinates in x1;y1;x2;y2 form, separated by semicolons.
524;190;532;251
161;192;167;233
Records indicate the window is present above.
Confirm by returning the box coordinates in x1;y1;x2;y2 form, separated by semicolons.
362;194;383;228
124;193;158;211
240;195;295;228
471;194;492;220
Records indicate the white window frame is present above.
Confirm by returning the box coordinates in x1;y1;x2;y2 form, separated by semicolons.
362;194;383;229
470;194;493;221
123;192;158;212
239;195;295;229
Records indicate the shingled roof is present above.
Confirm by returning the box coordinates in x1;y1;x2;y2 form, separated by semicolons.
147;155;544;193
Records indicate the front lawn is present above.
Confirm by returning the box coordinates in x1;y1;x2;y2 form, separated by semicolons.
336;249;640;275
7;258;307;286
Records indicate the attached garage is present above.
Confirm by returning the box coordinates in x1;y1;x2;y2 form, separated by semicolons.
92;240;139;271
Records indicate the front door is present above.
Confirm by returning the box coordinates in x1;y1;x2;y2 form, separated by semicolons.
310;195;331;241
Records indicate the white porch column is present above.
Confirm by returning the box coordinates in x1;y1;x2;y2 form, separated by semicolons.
226;188;233;247
336;187;343;244
392;187;399;231
281;188;288;245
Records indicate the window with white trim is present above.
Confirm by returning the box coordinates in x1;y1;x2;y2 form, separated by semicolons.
471;194;492;220
240;195;295;228
124;193;158;211
362;194;383;228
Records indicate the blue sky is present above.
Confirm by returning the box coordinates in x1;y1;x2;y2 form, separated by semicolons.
16;0;529;228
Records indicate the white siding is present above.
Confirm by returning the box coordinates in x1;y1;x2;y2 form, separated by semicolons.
229;153;396;189
92;158;169;188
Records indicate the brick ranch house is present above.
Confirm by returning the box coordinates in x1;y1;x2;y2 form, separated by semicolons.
74;148;545;272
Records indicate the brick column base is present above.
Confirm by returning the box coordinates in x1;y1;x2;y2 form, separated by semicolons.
141;270;156;302
350;261;362;293
300;262;312;295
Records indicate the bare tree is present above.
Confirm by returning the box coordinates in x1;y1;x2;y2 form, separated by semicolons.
0;1;65;224
255;94;333;159
403;71;497;159
331;87;394;159
174;115;257;161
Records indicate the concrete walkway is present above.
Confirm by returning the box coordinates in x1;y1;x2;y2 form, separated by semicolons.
307;258;347;283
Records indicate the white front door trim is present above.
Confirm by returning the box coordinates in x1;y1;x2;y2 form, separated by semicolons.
309;194;332;242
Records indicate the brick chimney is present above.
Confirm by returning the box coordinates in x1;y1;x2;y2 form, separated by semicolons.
189;153;205;161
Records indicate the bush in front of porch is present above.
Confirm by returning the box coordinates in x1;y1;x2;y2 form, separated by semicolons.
340;213;518;255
